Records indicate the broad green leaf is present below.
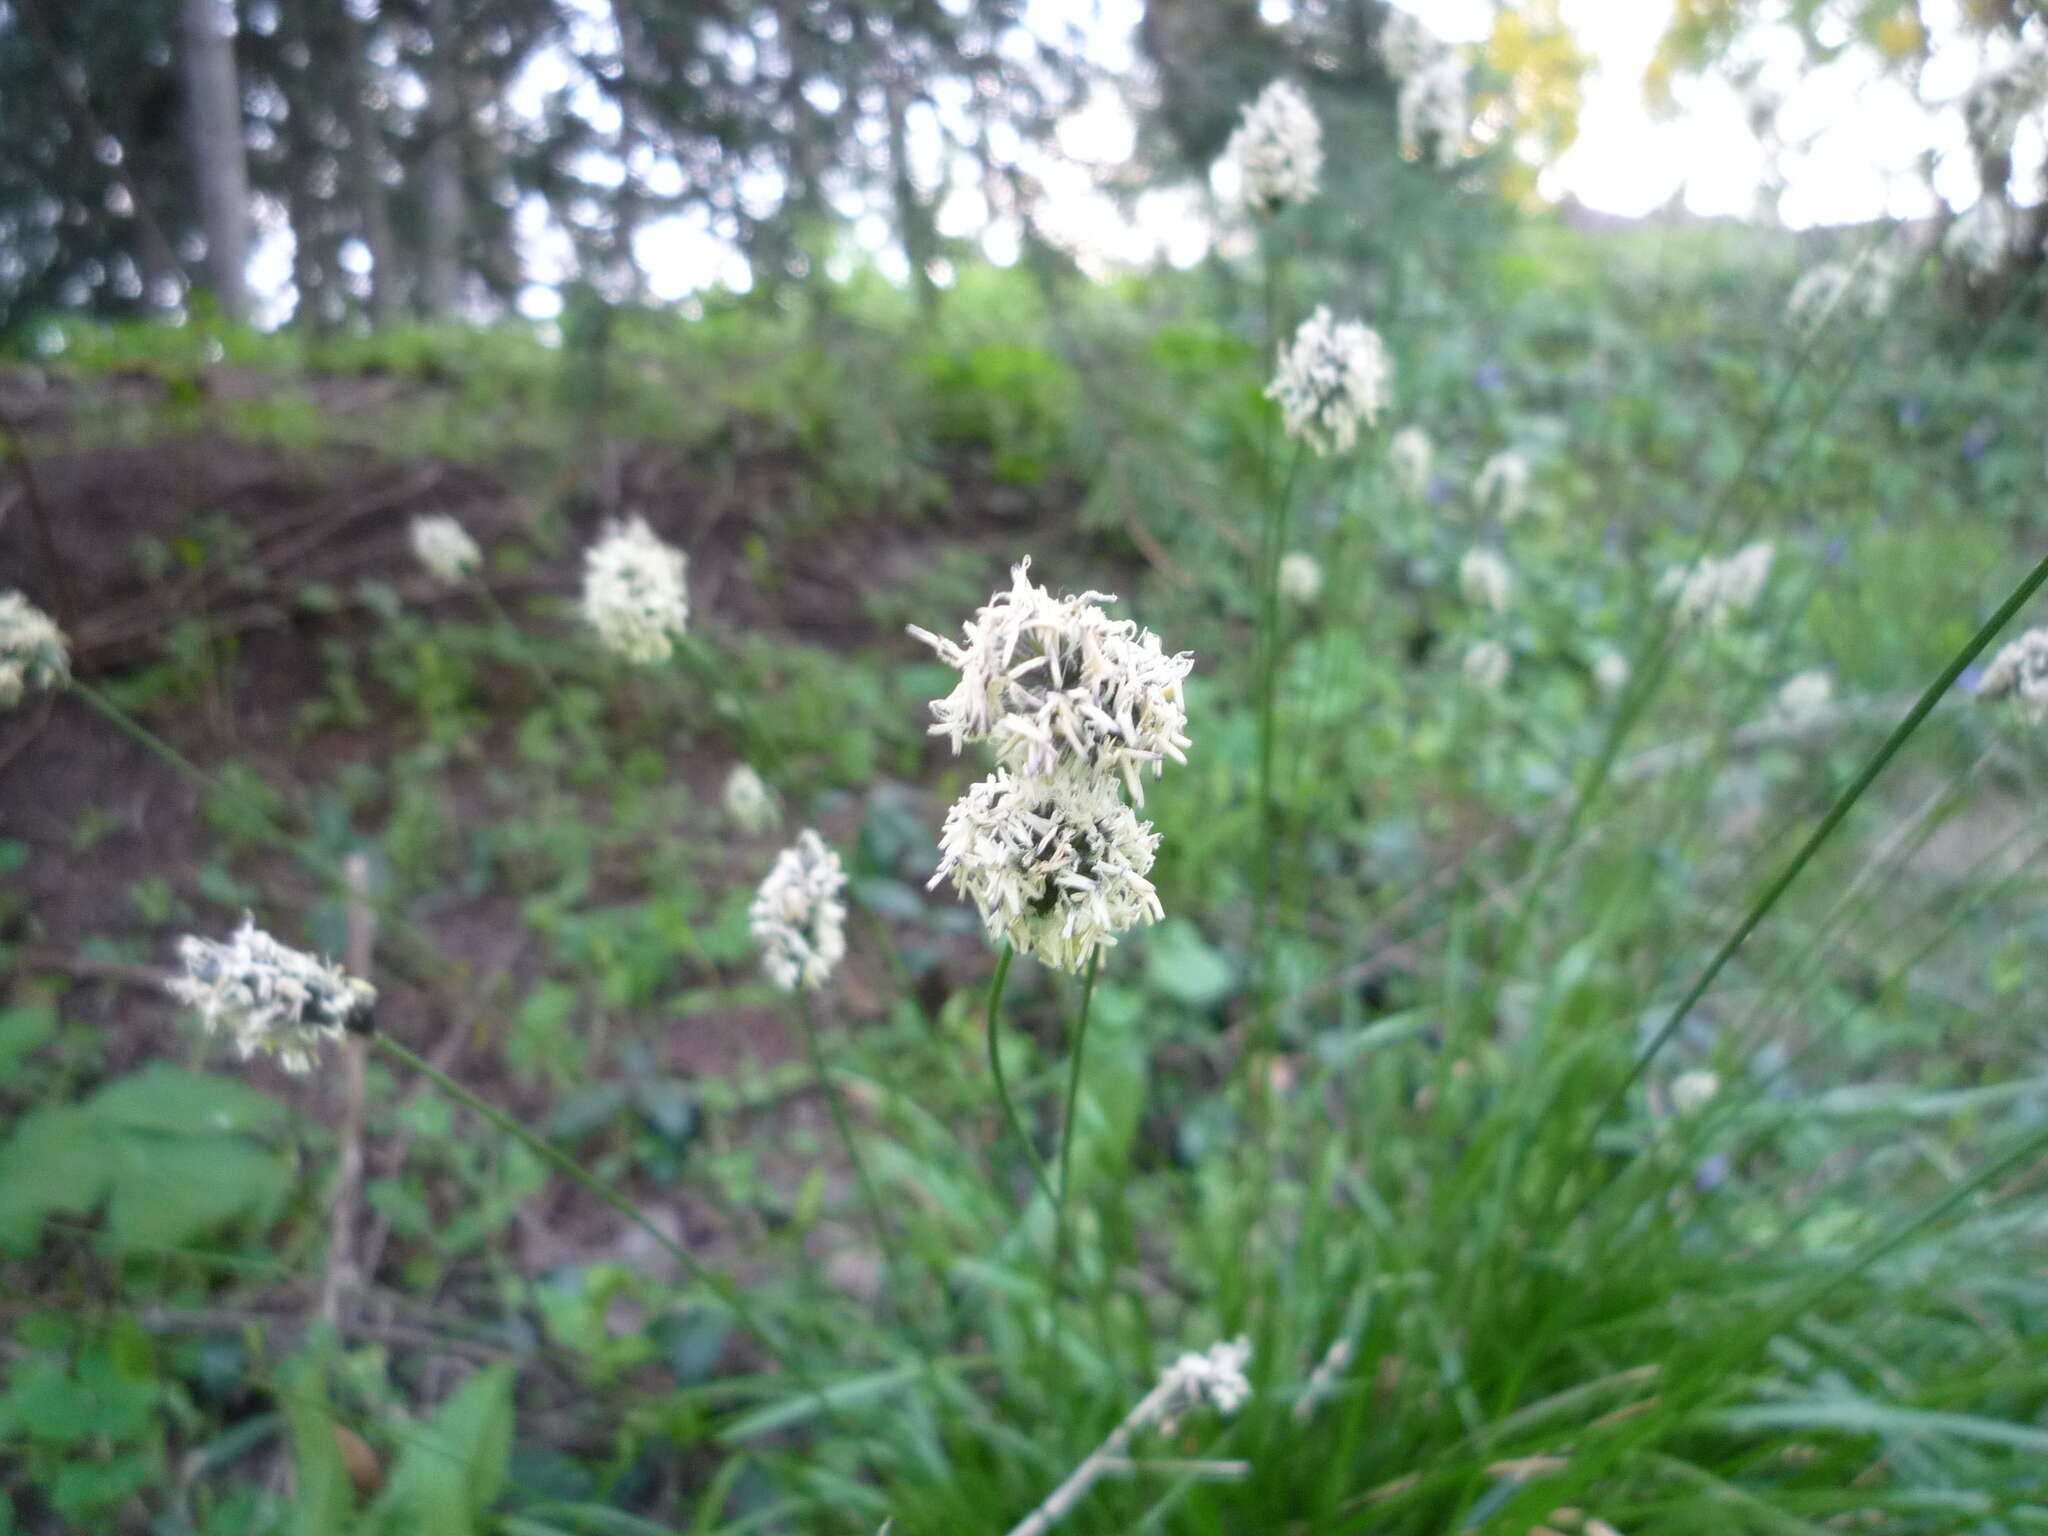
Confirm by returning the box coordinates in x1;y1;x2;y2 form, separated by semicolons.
277;1352;353;1536
371;1362;516;1536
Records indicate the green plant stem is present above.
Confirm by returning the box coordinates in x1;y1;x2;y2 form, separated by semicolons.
1598;547;2048;1130
475;581;559;697
370;1034;829;1407
1048;950;1101;1322
794;990;909;1325
984;945;1054;1210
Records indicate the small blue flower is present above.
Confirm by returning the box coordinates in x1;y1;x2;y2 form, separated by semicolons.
1696;1152;1730;1193
1963;421;1995;461
1474;360;1505;393
1823;537;1846;564
1957;664;1986;696
1425;473;1455;506
1897;397;1926;428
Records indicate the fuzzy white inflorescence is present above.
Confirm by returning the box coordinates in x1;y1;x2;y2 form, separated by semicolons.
930;769;1164;974
1458;547;1512;614
1944;199;2015;277
1977;628;2048;722
1278;552;1324;605
1266;307;1391;458
1219;79;1322;215
1962;41;2048;164
409;514;482;584
1593;648;1631;692
1660;542;1774;629
1161;1337;1254;1416
908;559;1192;806
1398;54;1469;168
0;590;69;709
1776;669;1834;725
1389;426;1433;499
1670;1069;1721;1116
1383;10;1466;168
1473;451;1531;522
749;830;848;992
1786;252;1898;331
722;763;780;835
167;915;376;1074
581;516;690;664
1463;639;1511;692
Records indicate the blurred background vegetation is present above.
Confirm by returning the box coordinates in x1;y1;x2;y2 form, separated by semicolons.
4;1;2048;1534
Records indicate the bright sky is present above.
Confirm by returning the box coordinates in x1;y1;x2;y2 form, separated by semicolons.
251;0;2038;322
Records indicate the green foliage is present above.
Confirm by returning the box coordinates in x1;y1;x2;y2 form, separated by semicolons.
0;1065;291;1253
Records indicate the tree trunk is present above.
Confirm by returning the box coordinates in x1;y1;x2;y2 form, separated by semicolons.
886;75;938;318
178;0;251;322
421;0;464;317
343;3;401;326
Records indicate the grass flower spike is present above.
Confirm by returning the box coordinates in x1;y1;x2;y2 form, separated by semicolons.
1662;542;1774;629
1162;1336;1254;1415
1278;552;1323;605
1398;54;1468;168
750;830;848;992
1977;628;2048;722
1390;426;1433;499
1463;639;1510;692
723;763;780;835
908;558;1192;805
1219;79;1321;216
1474;451;1530;522
1459;547;1512;613
581;515;690;664
931;768;1163;974
1266;307;1390;458
167;915;376;1074
0;590;69;709
409;514;482;584
1776;669;1833;725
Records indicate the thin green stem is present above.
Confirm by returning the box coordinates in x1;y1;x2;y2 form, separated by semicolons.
794;990;910;1327
1048;950;1101;1321
1596;548;2048;1131
475;581;559;697
370;1035;832;1409
984;946;1054;1210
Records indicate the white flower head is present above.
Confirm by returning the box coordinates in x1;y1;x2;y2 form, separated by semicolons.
1786;263;1851;330
1219;79;1322;216
908;559;1192;805
1266;307;1391;458
1945;199;2015;277
1278;552;1324;605
1660;542;1774;630
1163;1337;1254;1416
1463;639;1510;692
1776;669;1833;725
930;769;1163;974
1977;628;2048;723
1458;547;1512;614
1593;647;1631;692
1389;426;1433;499
749;830;848;992
1474;451;1531;523
1398;53;1468;168
1670;1068;1721;1116
409;514;481;585
167;915;376;1074
581;516;690;665
1380;10;1441;81
722;763;779;835
0;590;69;709
1718;541;1775;611
1786;252;1898;332
1963;41;2048;163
